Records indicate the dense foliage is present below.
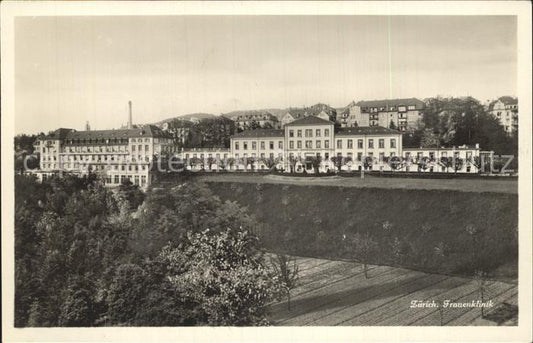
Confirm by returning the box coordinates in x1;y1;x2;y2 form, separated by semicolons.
15;175;279;327
403;96;518;156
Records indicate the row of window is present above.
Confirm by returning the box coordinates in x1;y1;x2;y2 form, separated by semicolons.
185;153;229;159
289;128;330;138
44;155;151;162
234;153;284;160
59;163;149;171
289;140;330;149
404;151;473;159
364;105;416;113
105;175;147;186
338;138;396;149
234;141;283;150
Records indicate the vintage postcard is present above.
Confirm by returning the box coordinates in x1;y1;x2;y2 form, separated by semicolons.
2;1;532;342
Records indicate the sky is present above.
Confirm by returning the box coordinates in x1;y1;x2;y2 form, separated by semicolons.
15;15;516;134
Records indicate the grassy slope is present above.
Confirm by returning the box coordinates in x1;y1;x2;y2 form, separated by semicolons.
205;181;518;279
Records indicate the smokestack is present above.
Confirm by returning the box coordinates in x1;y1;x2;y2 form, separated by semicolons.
85;121;91;131
128;100;133;129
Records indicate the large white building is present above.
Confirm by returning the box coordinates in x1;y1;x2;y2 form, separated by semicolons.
488;97;518;135
32;125;175;188
178;115;485;174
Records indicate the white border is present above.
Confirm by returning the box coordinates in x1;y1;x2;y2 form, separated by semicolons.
2;1;532;342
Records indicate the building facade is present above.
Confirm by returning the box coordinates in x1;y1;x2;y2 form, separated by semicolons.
345;98;425;131
234;111;280;130
33;125;174;188
488;97;518;135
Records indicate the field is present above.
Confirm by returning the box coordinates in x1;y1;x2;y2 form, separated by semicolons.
205;180;518;279
193;172;518;194
268;256;518;326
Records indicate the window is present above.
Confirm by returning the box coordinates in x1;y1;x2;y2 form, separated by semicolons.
466;151;472;159
278;141;283;149
252;142;257;150
305;129;313;137
408;105;415;110
337;140;342;149
324;140;329;149
379;139;385;149
357;152;362;161
289;130;294;137
260;141;265;150
379;152;385;161
368;139;374;149
324;129;330;136
260;153;265;158
269;141;274;149
114;175;119;184
305;140;312;148
297;141;302;149
347;139;353;148
325;152;329;160
347;152;353;159
235;142;239;150
358;139;363;149
289;141;294;149
390;139;396;149
316;129;321;137
316;140;321;149
429;152;435;160
243;142;248;150
141;175;146;186
297;130;302;137
134;175;140;186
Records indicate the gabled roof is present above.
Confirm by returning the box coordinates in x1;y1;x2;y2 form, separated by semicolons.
284;115;333;126
488;96;518;111
336;126;401;136
356;98;425;110
231;129;284;138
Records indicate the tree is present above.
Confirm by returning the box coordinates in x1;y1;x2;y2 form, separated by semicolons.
261;157;279;171
389;120;397;130
439;156;452;172
349;232;378;279
453;157;464;173
206;157;215;171
160;228;279;325
474;270;488;318
420;129;440;148
363;156;373;170
226;157;236;171
309;156;322;174
330;156;344;172
245;157;256;172
389;156;402;171
288;155;299;173
270;254;299;311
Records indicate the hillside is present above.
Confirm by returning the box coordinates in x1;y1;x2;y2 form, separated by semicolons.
205;181;518;279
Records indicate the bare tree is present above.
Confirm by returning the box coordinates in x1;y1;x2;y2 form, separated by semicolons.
474;270;488;318
270;254;299;311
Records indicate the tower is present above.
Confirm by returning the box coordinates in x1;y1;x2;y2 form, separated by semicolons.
128;100;133;129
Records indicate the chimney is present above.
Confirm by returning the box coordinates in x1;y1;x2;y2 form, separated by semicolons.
128;100;133;129
85;121;91;131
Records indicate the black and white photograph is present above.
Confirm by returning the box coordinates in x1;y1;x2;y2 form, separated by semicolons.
2;1;532;342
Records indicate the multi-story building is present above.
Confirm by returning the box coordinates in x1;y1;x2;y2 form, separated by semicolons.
280;103;337;128
346;98;425;131
402;145;483;173
230;129;285;170
33;125;174;188
234;111;280;130
488;96;518;135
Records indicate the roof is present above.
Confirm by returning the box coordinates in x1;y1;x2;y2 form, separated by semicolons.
38;128;75;141
356;98;425;110
285;116;333;126
335;126;401;136
498;96;518;105
155;113;216;125
231;129;284;139
234;111;279;122
56;125;171;142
